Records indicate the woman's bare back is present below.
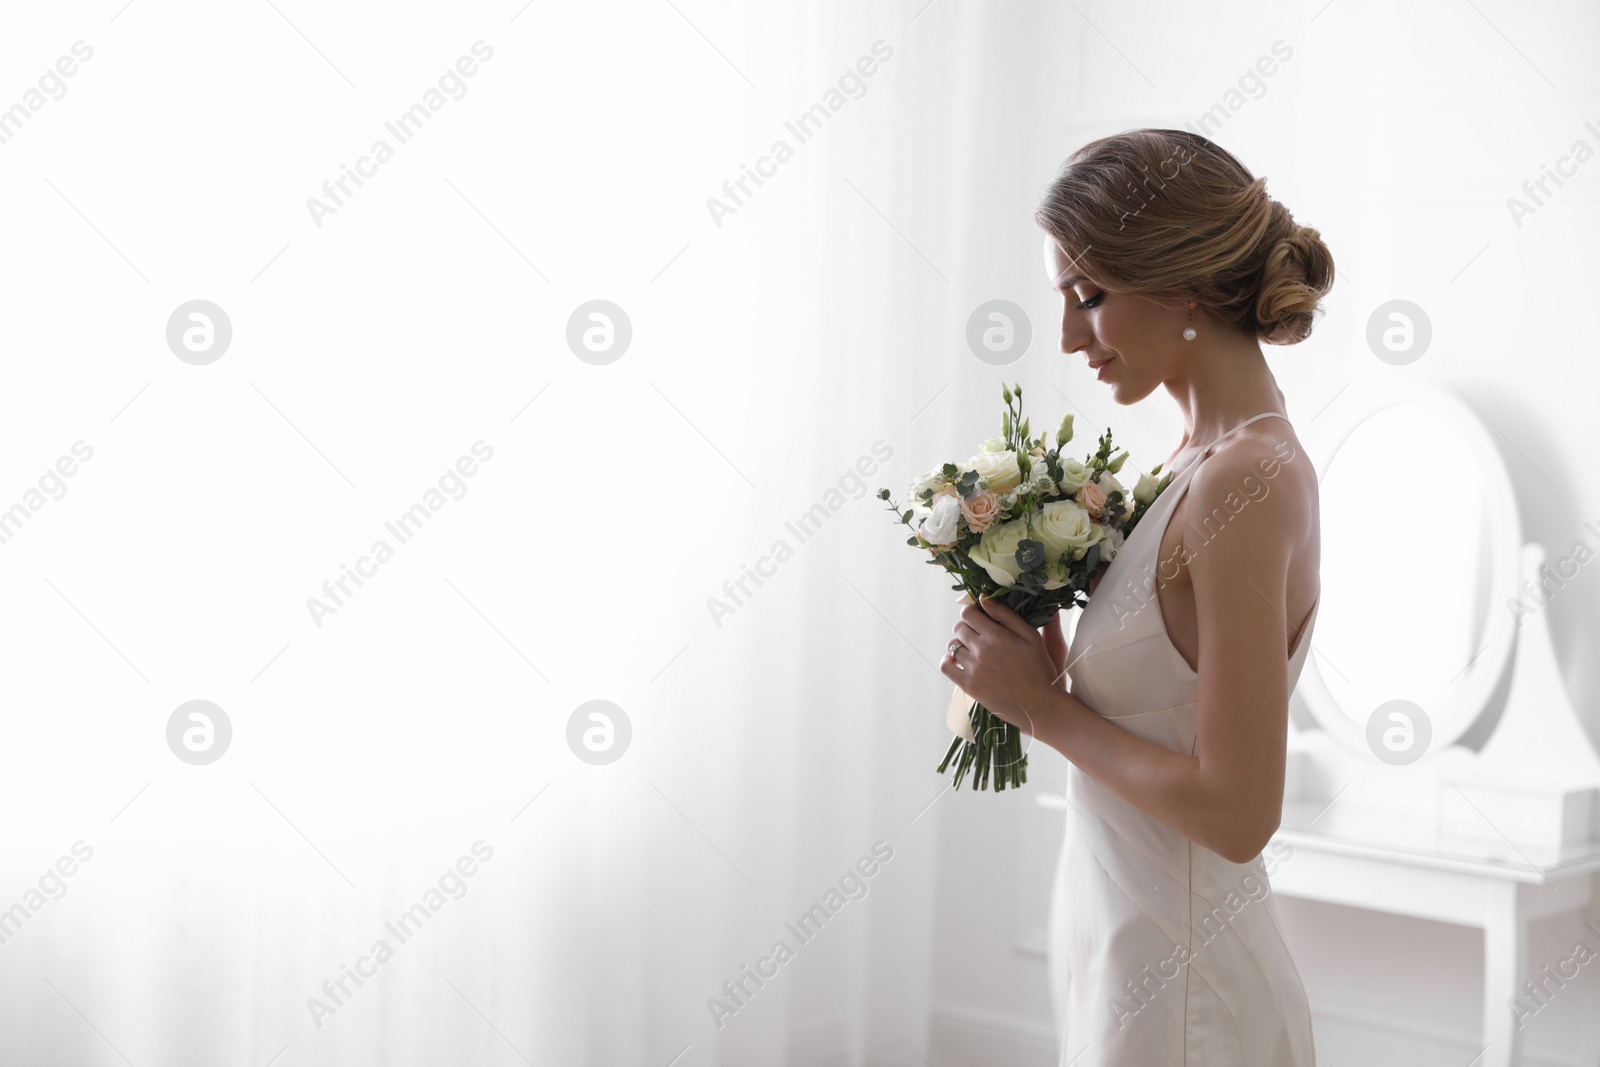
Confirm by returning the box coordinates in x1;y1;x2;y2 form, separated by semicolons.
1154;418;1320;671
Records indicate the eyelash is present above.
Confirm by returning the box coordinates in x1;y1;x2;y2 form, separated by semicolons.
1075;292;1104;311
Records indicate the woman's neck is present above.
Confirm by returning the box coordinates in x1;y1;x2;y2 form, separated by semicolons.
1162;333;1286;461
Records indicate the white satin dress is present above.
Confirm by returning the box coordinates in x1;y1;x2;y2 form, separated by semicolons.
1046;411;1320;1066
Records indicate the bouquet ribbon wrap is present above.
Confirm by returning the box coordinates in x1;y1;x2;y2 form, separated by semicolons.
945;591;977;741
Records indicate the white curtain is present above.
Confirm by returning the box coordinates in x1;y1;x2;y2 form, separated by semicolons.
0;1;1062;1064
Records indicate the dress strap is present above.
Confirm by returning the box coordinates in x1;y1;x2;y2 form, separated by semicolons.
1170;410;1289;478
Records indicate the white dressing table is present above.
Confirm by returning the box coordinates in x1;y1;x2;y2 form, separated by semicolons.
1271;803;1600;1067
1272;382;1600;1067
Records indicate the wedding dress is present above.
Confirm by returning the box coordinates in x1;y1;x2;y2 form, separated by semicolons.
1047;411;1320;1066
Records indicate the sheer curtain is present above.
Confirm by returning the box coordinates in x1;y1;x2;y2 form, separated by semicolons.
0;2;1064;1065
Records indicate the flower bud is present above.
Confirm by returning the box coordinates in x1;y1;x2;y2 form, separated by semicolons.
1056;413;1075;447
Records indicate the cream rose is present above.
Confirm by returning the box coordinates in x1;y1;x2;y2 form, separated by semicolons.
964;449;1022;494
1057;457;1091;493
960;489;1001;533
967;516;1033;587
1032;498;1106;563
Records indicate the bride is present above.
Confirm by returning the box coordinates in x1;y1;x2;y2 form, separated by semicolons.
940;129;1335;1065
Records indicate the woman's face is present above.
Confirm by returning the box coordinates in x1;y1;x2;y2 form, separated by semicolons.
1044;236;1192;405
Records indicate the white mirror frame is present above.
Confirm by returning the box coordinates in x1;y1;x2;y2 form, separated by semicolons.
1296;381;1523;759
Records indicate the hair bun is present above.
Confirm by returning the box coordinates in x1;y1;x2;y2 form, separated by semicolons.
1254;201;1335;345
1035;131;1336;345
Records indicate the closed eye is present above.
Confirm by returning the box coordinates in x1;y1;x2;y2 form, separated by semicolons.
1075;292;1104;311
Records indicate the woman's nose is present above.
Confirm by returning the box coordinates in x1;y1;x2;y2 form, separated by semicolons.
1060;314;1091;356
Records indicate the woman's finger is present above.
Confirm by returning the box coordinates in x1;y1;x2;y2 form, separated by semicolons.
977;596;1037;641
1042;618;1065;653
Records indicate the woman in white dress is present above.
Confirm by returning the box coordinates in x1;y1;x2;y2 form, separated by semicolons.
939;129;1335;1066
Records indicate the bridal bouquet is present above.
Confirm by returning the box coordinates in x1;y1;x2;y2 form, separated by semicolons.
877;382;1171;791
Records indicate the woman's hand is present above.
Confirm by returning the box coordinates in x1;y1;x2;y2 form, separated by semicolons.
940;597;1062;737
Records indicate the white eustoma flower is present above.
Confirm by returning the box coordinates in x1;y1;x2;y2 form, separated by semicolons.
1100;525;1125;564
907;468;946;506
1133;471;1161;507
918;494;962;546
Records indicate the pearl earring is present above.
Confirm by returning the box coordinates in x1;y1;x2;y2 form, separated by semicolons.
1182;307;1196;341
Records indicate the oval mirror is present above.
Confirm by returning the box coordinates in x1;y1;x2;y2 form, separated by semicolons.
1295;382;1522;759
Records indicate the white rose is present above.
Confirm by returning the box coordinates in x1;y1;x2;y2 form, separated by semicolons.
964;449;1022;493
1031;499;1106;563
980;436;1008;453
918;494;962;547
1041;559;1073;590
1057;457;1091;493
967;516;1033;587
1095;470;1126;499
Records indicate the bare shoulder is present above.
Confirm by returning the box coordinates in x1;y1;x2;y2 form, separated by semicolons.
1184;421;1318;549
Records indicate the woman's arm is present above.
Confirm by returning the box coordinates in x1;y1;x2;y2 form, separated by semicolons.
1029;688;1269;864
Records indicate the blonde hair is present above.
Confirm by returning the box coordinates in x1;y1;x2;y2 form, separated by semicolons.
1035;129;1334;345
